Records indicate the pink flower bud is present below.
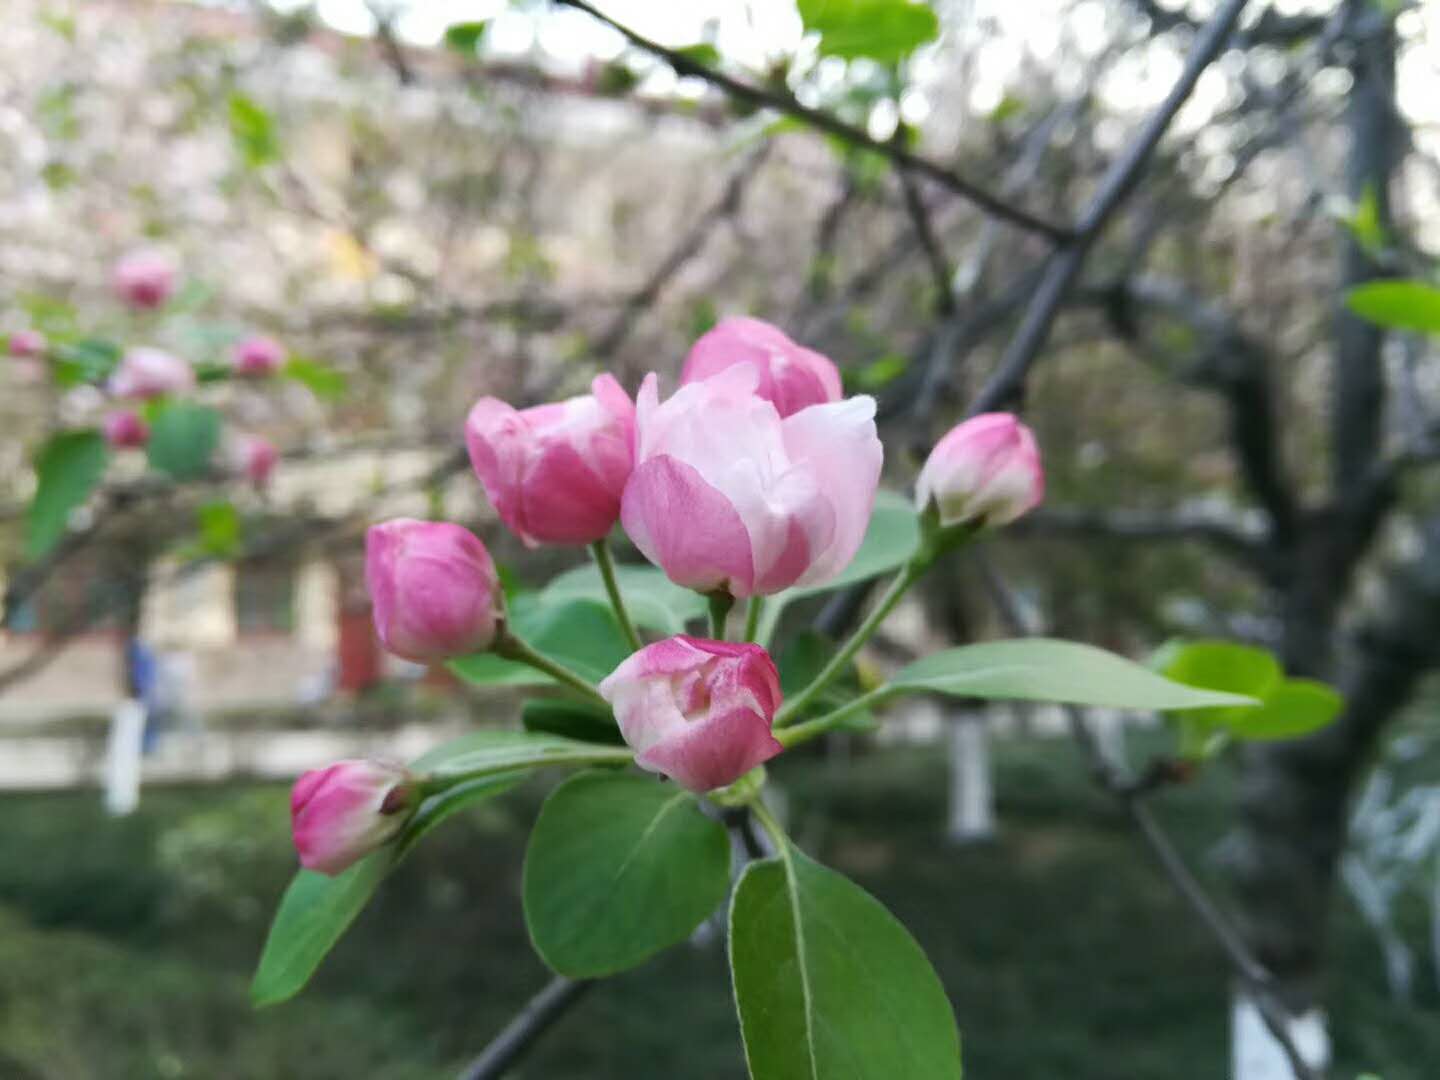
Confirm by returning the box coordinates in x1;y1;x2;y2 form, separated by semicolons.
465;374;635;547
290;759;416;876
234;435;279;489
365;518;502;662
103;410;150;449
232;334;285;377
109;347;195;400
680;316;842;418
599;636;784;792
622;366;881;597
916;412;1044;528
8;329;45;358
112;249;178;310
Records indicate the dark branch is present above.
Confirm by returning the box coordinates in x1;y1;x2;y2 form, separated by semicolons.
553;0;1073;243
456;976;594;1080
1127;0;1327;47
975;554;1320;1080
968;0;1252;416
1016;504;1273;571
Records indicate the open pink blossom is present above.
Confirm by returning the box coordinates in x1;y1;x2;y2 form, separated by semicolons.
233;335;285;376
103;410;150;449
366;518;502;663
112;249;177;310
235;435;279;489
465;374;635;547
621;366;881;598
8;329;45;358
109;347;195;400
291;759;415;875
916;412;1044;528
599;636;783;792
680;316;842;418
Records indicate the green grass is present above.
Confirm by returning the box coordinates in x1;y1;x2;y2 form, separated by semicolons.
0;732;1434;1078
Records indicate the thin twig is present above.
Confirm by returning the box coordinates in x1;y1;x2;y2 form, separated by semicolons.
456;976;595;1080
969;0;1252;415
554;0;1073;243
975;553;1319;1080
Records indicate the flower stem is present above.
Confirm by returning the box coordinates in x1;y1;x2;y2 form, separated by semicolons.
421;744;633;795
743;596;764;643
747;796;789;853
774;559;926;727
708;590;734;639
590;539;644;653
774;686;894;749
494;631;609;706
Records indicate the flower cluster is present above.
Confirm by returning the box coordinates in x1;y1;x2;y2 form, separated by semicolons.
7;251;285;485
295;316;1045;873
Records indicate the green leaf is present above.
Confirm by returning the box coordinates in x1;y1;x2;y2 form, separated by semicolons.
855;353;909;391
1345;280;1440;335
26;431;109;559
673;42;722;68
147;402;221;480
522;698;624;745
1230;679;1343;741
540;561;706;635
892;638;1260;710
1158;640;1280;714
524;771;730;977
757;489;919;643
443;20;487;55
1345;184;1388;257
229;92;280;168
51;337;121;387
797;0;940;63
195;500;242;558
730;839;961;1079
250;768;521;1007
283;356;346;399
449;597;630;687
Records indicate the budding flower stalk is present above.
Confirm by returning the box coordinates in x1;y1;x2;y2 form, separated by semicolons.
290;759;416;876
233;335;286;377
112;249;178;310
915;412;1044;531
599;635;784;793
680;316;842;418
103;410;150;449
8;329;45;358
365;518;503;663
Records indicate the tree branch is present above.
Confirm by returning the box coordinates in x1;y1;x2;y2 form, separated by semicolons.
975;553;1319;1080
1015;504;1274;571
456;976;594;1080
553;0;1073;243
968;0;1252;416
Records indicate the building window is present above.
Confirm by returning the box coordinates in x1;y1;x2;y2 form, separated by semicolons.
234;559;295;635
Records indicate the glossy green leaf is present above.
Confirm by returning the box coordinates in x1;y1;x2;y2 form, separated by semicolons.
51;337;120;386
730;840;961;1079
892;639;1259;710
797;0;940;63
26;430;109;559
418;729;630;779
757;489;919;643
1158;639;1280;723
524;771;729;977
1346;280;1440;335
540;560;705;635
1229;679;1342;741
251;769;521;1007
147;402;221;480
522;698;624;745
449;597;630;687
283;357;346;399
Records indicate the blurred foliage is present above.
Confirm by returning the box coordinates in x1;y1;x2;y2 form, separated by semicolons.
0;732;1434;1078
